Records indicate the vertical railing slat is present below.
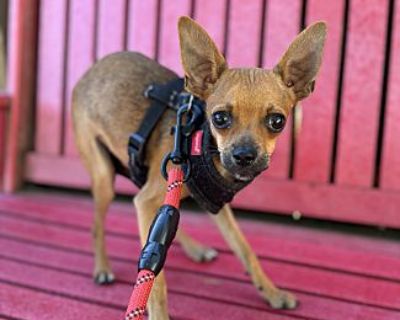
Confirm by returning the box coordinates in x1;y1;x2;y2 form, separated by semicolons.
35;0;67;155
225;0;263;67
96;0;126;59
294;0;345;182
336;0;388;187
158;0;191;74
194;0;227;51
380;0;400;191
127;0;159;58
63;0;97;157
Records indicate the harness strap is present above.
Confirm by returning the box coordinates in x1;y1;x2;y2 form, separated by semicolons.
128;78;185;187
186;123;252;214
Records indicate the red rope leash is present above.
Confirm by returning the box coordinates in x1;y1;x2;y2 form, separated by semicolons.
124;168;184;320
124;270;155;319
163;168;184;208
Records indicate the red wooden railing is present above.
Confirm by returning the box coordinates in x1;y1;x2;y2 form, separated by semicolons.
4;0;400;228
1;0;38;192
0;94;10;189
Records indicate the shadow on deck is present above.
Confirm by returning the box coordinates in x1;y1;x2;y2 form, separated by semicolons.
0;191;399;319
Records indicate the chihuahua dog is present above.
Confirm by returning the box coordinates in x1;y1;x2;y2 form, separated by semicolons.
72;17;326;319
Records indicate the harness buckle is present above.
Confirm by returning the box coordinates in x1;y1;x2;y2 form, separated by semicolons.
144;84;154;98
144;82;182;110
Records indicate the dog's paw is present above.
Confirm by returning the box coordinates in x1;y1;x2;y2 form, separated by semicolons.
93;270;115;285
185;245;218;263
197;247;218;262
265;289;297;309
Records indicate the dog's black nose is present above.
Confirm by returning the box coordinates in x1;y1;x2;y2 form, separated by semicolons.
232;146;257;167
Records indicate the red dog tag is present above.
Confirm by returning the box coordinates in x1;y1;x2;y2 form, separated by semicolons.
191;130;203;155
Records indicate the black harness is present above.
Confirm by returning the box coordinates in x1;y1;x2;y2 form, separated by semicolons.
128;78;253;214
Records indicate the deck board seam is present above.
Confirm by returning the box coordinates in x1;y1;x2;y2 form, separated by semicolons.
0;314;26;320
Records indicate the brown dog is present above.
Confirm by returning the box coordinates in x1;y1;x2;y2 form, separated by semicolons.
72;17;326;319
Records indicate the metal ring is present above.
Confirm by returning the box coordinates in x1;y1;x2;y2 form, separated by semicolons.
187;94;194;112
161;153;191;182
161;153;171;180
144;84;154;98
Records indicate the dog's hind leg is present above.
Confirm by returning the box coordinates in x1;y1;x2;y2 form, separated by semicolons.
176;228;218;263
90;141;116;284
75;128;116;284
210;204;297;309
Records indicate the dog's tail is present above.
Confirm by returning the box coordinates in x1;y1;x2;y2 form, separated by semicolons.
293;103;303;140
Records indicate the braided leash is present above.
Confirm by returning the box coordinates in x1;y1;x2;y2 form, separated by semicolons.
125;168;184;320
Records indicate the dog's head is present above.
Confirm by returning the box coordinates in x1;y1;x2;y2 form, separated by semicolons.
178;17;326;181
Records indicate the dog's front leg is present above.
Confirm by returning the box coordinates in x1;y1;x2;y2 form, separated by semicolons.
134;184;170;320
210;205;297;309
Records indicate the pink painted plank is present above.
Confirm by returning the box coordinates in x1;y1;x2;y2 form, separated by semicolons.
8;239;400;319
35;0;68;154
0;282;122;320
336;0;388;187
194;0;227;51
262;0;301;69
96;0;127;59
225;0;263;67
7;192;400;257
158;0;191;74
127;0;158;58
294;0;345;182
380;0;400;191
0;258;296;320
3;229;400;308
235;175;400;228
261;0;301;179
63;0;97;157
24;153;136;194
1;194;400;282
1;217;400;318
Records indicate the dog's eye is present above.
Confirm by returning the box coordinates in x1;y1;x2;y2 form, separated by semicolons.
265;113;286;133
212;111;232;129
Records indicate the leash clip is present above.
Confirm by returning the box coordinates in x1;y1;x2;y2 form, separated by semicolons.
161;101;204;181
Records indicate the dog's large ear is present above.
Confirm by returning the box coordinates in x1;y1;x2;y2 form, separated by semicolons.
274;21;327;100
178;16;227;99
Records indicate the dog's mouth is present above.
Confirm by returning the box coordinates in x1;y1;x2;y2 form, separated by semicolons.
220;153;270;182
233;173;254;182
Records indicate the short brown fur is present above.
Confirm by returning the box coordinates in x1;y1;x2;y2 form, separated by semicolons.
73;17;326;319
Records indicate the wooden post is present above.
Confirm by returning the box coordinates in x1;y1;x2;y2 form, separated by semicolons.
0;0;7;89
3;0;39;192
0;28;5;89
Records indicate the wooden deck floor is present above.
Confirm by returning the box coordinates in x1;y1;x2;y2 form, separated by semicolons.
0;191;399;320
